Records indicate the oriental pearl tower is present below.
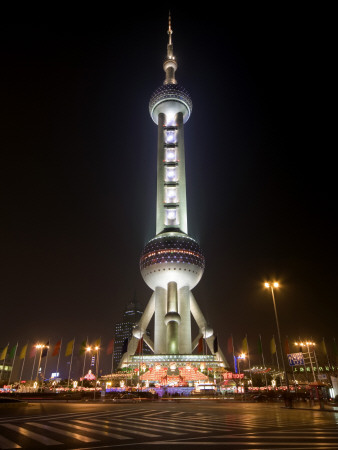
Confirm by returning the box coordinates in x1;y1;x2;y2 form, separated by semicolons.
118;15;228;370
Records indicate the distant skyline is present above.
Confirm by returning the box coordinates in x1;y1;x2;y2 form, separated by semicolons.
1;7;336;372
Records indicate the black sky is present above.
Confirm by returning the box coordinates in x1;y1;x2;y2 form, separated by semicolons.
1;7;337;373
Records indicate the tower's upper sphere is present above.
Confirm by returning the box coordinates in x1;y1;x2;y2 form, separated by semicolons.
149;84;192;125
140;232;205;290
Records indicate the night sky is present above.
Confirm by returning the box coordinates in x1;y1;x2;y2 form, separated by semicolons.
1;8;336;376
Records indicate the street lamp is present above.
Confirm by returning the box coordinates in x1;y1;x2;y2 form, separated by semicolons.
94;345;100;401
264;282;289;391
237;353;245;393
35;343;49;383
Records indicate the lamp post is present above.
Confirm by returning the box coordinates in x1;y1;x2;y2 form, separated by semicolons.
264;282;289;391
94;345;100;401
237;353;245;394
35;344;48;384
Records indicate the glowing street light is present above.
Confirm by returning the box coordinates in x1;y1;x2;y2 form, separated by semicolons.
264;282;290;391
35;343;49;383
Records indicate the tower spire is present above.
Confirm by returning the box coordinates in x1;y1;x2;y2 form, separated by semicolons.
164;12;177;84
168;11;172;46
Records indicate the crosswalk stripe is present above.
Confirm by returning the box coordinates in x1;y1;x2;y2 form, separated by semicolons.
50;420;132;440
25;422;98;443
144;442;338;447
1;424;62;446
0;434;21;449
90;417;185;435
136;416;231;432
134;417;211;433
89;419;161;438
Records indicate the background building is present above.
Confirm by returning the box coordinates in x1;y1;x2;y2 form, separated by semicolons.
113;300;151;370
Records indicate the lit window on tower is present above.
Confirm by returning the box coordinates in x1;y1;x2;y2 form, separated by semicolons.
165;167;178;182
165;187;178;203
165;207;179;226
165;129;177;144
165;147;177;162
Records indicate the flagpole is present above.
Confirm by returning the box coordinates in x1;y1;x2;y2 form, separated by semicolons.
42;339;50;382
81;337;88;388
8;342;18;385
246;334;253;385
110;340;114;386
19;342;28;384
30;347;37;381
231;333;235;373
259;334;268;388
322;337;331;369
0;342;9;380
67;338;75;389
56;339;62;375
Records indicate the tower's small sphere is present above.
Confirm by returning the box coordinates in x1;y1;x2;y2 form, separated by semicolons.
149;84;192;124
132;326;144;339
164;312;181;326
201;326;214;339
140;232;205;290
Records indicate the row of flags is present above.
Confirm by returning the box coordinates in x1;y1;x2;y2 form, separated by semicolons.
226;335;338;357
1;336;337;364
0;338;116;362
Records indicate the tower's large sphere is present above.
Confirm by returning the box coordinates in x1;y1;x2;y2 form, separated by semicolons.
149;84;192;124
140;232;205;290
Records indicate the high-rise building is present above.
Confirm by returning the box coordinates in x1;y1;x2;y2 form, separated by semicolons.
113;300;151;370
118;15;228;379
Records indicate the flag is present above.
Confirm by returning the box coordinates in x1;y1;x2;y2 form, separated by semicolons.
8;343;18;359
270;336;276;354
29;345;37;358
257;336;263;355
136;337;143;354
79;340;88;355
52;340;61;357
242;336;248;354
284;337;290;354
106;339;114;355
122;338;128;354
65;339;74;357
198;336;203;354
227;335;233;354
41;341;49;358
19;343;28;360
213;336;218;353
0;345;8;360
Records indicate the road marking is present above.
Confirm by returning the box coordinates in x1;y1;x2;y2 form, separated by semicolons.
136;416;230;432
0;434;21;449
92;417;185;435
1;424;62;446
134;417;211;434
89;419;160;438
51;421;132;440
26;422;98;443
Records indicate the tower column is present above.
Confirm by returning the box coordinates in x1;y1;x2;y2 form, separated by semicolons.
178;286;191;353
156;113;166;235
176;112;187;234
154;286;167;354
164;281;181;354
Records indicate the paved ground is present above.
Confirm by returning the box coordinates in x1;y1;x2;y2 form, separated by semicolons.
0;400;337;449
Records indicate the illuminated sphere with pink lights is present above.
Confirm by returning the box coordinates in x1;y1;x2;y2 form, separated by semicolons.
140;232;205;290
